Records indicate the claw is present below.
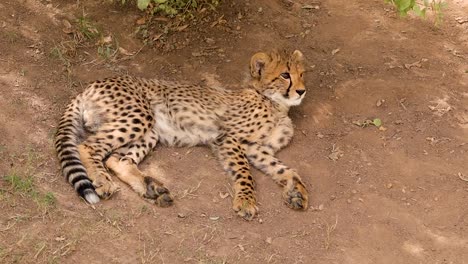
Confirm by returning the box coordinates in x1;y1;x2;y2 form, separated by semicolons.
232;195;258;220
283;181;309;210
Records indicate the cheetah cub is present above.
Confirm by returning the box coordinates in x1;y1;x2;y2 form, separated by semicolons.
55;49;308;220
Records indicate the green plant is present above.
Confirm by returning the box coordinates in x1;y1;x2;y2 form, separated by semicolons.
136;0;220;17
4;172;56;210
5;173;34;194
37;192;56;208
352;118;383;128
76;15;100;40
385;0;446;24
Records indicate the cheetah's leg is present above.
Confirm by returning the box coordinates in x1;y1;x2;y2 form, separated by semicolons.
78;115;149;199
212;136;258;220
245;144;308;210
105;129;173;207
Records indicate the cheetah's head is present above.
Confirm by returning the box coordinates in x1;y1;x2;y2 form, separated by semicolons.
250;49;306;107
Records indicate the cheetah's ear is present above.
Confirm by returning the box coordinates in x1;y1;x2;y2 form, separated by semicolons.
290;50;304;64
250;52;270;79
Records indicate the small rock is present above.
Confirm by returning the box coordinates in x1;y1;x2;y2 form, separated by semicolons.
386;183;393;189
209;216;220;221
205;38;215;44
318;204;324;211
331;48;340;55
219;192;229;199
177;213;186;218
302;5;320;10
458;172;468;182
266;237;272;244
192;52;203;57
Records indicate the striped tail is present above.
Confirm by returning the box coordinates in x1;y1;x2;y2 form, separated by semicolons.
54;98;100;204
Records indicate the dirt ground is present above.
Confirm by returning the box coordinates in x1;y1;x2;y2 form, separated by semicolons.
0;0;467;263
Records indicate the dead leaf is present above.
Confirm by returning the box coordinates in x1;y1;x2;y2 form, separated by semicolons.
328;145;343;161
154;16;170;22
62;19;73;34
102;35;112;44
237;244;245;251
136;17;146;25
152;33;163;41
118;47;134;56
428;97;452;116
177;24;189;32
404;60;422;69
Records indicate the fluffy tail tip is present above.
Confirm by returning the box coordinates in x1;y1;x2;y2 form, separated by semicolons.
84;189;100;204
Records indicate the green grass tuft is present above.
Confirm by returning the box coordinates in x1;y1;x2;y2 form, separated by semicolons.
4;172;56;210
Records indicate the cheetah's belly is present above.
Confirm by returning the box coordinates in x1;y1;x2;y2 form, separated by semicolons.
153;110;220;147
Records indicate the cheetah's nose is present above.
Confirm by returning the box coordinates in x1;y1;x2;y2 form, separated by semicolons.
296;89;306;96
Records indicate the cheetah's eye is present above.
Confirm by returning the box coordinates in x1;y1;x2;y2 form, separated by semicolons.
280;72;290;79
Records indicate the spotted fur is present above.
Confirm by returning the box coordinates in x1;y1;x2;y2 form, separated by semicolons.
54;49;308;220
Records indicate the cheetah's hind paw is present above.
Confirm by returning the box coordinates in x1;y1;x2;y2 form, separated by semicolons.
143;176;173;207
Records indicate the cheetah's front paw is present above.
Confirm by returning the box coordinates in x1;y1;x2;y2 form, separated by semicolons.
232;195;258;221
283;179;308;210
143;176;173;207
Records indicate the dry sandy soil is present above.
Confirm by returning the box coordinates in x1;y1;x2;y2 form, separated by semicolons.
0;0;467;263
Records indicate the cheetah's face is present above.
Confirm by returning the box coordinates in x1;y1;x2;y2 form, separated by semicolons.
250;50;306;107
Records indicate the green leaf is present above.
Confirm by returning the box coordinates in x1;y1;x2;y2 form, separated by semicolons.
412;4;426;17
398;0;413;11
155;0;166;3
137;0;151;10
373;118;382;127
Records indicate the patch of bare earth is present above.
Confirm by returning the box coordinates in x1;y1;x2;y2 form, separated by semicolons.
0;0;467;263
